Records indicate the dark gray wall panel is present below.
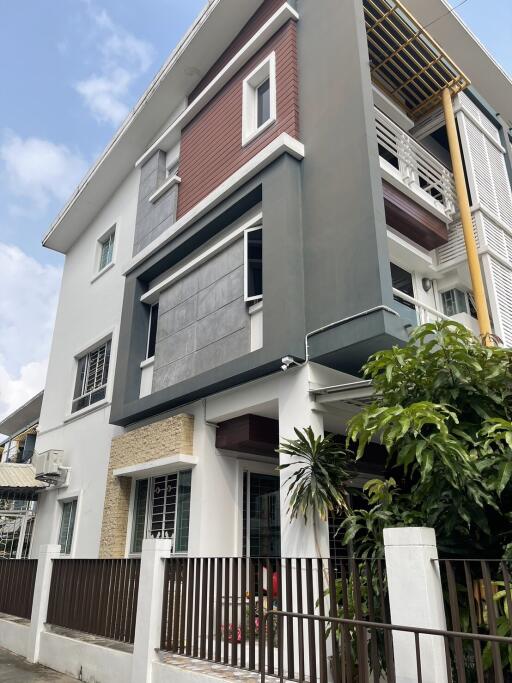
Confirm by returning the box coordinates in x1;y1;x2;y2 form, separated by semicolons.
133;150;179;255
152;239;250;391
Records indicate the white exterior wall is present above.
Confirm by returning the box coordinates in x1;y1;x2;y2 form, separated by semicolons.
32;168;139;558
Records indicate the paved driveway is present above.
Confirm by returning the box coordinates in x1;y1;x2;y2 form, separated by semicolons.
0;647;78;682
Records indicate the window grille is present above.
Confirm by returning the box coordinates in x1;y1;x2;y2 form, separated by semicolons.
72;340;111;413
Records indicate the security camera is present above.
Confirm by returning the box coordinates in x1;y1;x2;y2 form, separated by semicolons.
281;356;299;371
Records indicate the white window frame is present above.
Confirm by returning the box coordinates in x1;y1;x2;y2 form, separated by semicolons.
244;226;263;303
92;222;118;282
71;337;112;414
127;470;192;557
242;52;277;147
58;498;78;556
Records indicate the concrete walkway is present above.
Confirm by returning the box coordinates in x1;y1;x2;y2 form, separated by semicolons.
0;647;78;682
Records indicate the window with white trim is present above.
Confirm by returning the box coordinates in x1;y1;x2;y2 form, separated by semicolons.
146;303;159;359
441;288;477;319
130;470;192;554
98;229;115;271
244;227;263;302
58;499;77;555
72;339;111;413
242;53;276;146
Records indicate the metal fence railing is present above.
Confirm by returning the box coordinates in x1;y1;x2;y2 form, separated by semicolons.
160;557;389;683
47;558;140;644
261;610;512;683
437;558;512;681
0;558;37;620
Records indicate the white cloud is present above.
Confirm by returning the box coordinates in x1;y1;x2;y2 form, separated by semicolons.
0;133;88;212
75;7;154;126
0;243;61;421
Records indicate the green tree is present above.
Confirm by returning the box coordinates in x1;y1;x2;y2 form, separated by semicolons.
278;427;353;557
344;320;512;558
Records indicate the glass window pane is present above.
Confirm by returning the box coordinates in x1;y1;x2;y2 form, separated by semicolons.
248;473;280;558
246;229;263;300
99;232;114;271
147;303;159;359
59;499;77;555
257;78;271;128
150;475;177;540
175;470;192;553
131;479;148;554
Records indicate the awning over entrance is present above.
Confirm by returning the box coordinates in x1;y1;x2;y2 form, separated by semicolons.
364;0;470;119
0;463;47;496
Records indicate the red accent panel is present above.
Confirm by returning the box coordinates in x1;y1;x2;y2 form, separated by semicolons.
189;0;285;102
177;22;298;219
383;181;449;250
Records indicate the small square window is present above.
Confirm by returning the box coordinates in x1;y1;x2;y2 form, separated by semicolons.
242;53;276;146
59;499;77;555
441;288;468;317
244;227;263;302
99;230;115;271
146;303;159;360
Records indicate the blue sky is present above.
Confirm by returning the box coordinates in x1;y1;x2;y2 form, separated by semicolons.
0;0;511;420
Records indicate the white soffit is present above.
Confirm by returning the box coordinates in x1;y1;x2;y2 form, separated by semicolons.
405;0;512;126
42;0;265;254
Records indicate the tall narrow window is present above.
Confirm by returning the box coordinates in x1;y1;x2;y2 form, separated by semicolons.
99;230;115;271
59;499;77;555
245;228;263;302
72;339;111;413
131;479;148;554
246;473;280;558
390;263;417;325
242;53;276;146
146;303;159;359
257;78;271;128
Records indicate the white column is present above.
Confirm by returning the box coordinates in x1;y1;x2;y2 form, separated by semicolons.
130;538;173;683
384;527;448;683
27;543;61;663
278;366;328;558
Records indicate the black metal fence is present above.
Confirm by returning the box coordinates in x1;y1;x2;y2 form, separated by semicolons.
437;559;512;682
160;557;390;683
47;559;140;644
0;559;37;619
261;610;512;683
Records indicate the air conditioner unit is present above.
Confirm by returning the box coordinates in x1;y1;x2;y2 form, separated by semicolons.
34;450;65;485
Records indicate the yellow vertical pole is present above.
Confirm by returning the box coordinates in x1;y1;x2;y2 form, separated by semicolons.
442;87;493;343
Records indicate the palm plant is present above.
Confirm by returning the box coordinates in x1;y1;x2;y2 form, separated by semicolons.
277;427;353;557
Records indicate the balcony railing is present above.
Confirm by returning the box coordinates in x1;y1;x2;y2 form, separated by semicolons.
376;107;456;220
392;288;450;326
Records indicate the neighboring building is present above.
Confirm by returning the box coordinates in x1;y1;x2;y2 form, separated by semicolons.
30;0;512;561
0;392;46;558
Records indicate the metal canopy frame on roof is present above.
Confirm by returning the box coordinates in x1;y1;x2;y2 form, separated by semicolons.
364;0;471;120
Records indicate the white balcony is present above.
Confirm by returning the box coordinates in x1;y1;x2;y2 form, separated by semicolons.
376;107;456;222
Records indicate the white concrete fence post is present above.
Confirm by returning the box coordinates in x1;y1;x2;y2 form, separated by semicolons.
384;527;448;683
27;543;61;664
130;538;173;683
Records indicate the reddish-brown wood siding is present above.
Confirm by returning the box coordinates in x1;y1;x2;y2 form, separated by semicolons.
177;21;298;219
383;181;449;250
189;0;285;102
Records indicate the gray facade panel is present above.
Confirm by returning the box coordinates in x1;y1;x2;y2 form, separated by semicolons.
133;150;179;256
194;327;250;376
197;266;244;320
297;0;395;335
151;238;250;393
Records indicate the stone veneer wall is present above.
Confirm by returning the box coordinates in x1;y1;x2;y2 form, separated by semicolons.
99;414;194;558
